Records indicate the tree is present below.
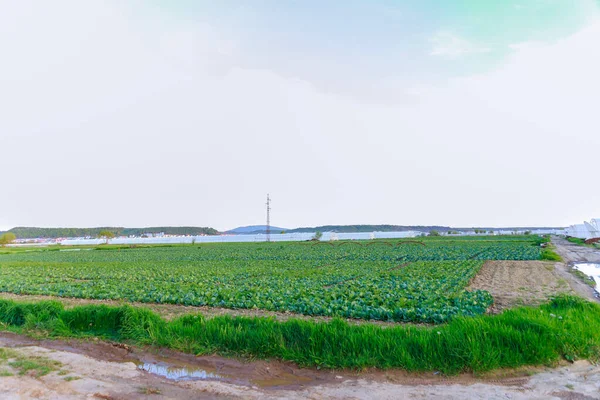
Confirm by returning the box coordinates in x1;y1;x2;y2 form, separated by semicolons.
312;231;323;241
98;230;115;244
428;230;440;237
0;233;16;247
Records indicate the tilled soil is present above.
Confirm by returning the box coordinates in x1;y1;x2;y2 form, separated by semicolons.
468;260;573;310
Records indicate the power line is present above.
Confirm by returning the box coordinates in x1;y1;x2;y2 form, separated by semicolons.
266;194;271;242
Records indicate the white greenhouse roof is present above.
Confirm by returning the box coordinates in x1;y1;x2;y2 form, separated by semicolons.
565;218;600;239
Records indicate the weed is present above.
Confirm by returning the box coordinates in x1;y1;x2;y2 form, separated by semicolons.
541;247;562;261
8;357;62;377
0;296;598;374
1;345;62;377
138;386;161;395
570;270;597;288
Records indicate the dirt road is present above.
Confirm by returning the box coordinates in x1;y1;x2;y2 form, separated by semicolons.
1;333;599;399
552;236;600;264
551;236;600;303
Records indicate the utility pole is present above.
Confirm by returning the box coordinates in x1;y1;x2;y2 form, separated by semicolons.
266;194;271;242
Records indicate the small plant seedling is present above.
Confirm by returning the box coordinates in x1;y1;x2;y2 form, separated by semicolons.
138;386;162;395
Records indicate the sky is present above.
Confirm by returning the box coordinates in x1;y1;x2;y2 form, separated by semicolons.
1;0;599;231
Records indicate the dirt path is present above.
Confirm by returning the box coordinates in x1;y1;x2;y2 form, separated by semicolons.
0;341;218;399
468;260;573;310
551;236;600;303
1;333;599;399
552;236;600;264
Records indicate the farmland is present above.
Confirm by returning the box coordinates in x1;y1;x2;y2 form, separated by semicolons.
0;236;544;323
0;235;599;375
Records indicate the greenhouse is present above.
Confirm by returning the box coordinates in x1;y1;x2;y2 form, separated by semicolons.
565;218;600;240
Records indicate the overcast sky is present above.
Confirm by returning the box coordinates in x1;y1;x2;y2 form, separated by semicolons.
1;0;599;231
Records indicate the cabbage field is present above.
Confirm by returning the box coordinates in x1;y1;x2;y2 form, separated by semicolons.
0;236;544;323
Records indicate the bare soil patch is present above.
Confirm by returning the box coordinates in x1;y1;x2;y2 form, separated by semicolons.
469;260;573;311
1;333;599;399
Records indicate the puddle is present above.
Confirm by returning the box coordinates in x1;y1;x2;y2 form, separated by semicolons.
1;331;542;391
137;362;225;381
58;248;93;252
573;263;600;292
0;332;332;389
134;354;321;388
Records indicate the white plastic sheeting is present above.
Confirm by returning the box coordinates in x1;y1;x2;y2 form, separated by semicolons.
565;218;600;240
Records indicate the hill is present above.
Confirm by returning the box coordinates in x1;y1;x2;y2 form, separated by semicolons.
227;225;288;234
286;225;563;233
5;226;219;239
287;225;451;233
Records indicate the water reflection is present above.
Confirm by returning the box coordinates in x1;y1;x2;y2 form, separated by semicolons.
573;263;600;290
137;362;223;381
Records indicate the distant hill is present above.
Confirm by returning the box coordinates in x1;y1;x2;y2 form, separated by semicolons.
286;225;563;233
4;224;564;239
287;225;451;233
6;226;219;239
227;225;288;234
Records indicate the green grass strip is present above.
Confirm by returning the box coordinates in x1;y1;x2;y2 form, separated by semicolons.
0;296;598;374
566;237;587;246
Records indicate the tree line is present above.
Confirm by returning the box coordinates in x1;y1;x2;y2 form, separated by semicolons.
1;226;219;239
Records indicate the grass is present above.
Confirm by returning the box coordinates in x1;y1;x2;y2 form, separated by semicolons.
571;270;597;288
541;246;562;261
566;237;600;249
0;296;599;374
138;386;162;395
0;347;62;377
9;358;62;376
538;235;562;261
567;237;587;245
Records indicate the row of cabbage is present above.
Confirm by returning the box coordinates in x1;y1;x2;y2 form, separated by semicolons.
0;258;491;323
3;238;541;264
0;237;541;323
